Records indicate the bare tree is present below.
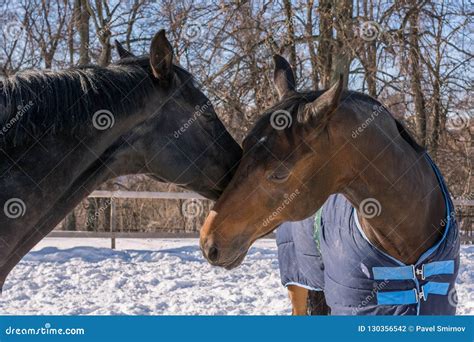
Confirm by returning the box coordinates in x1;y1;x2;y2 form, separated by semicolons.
25;0;69;69
407;1;428;147
1;0;471;233
74;0;90;65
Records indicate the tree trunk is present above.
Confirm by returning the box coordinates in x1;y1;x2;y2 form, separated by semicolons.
283;0;297;72
331;0;353;89
63;211;76;231
67;13;75;65
126;0;142;49
76;0;90;65
305;0;319;90
44;52;53;69
408;4;427;146
97;37;111;66
362;0;377;96
318;0;333;88
86;198;98;232
428;9;444;156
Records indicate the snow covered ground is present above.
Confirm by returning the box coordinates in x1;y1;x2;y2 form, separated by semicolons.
0;238;472;315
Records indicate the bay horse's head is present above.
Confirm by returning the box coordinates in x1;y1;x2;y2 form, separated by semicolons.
200;55;352;268
114;31;241;200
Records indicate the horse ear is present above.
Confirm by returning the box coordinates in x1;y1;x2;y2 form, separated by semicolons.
115;40;135;59
273;55;296;100
302;74;344;127
150;30;174;83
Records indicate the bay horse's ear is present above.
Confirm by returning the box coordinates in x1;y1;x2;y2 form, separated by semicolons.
302;74;344;127
150;30;174;83
273;55;296;100
115;40;135;59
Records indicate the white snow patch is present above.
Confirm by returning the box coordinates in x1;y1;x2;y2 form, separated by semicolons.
0;238;471;315
455;244;474;315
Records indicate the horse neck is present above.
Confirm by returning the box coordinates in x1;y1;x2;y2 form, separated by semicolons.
340;134;446;264
0;96;151;233
0;71;161;277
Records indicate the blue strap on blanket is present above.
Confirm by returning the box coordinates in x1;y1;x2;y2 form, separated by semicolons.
421;282;450;300
373;265;414;280
373;260;454;305
376;282;450;305
377;289;418;305
423;260;454;279
372;260;454;281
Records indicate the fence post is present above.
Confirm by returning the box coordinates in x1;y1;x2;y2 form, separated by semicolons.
110;198;116;249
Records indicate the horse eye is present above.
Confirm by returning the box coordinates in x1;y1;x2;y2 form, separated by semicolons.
267;169;290;183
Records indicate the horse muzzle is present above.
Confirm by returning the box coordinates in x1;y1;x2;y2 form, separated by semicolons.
200;236;249;269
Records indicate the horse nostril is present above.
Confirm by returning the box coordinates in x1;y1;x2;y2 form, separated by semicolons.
207;245;219;263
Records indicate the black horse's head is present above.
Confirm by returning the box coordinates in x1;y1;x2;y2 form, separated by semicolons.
114;31;242;200
0;30;242;288
0;30;241;200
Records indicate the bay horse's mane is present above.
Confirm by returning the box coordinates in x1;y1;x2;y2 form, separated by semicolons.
0;57;194;146
252;89;425;154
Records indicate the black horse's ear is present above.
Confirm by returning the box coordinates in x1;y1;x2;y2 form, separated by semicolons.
302;74;344;127
115;40;135;59
150;30;173;83
273;54;296;100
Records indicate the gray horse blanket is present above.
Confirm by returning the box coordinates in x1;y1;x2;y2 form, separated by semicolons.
276;154;460;315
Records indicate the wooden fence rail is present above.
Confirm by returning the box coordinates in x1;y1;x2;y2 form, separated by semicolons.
88;190;206;200
49;191;474;248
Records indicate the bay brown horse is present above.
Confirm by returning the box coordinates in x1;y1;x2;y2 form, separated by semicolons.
200;55;455;315
0;30;241;292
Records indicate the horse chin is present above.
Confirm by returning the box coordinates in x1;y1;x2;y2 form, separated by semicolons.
223;252;247;270
223;228;274;270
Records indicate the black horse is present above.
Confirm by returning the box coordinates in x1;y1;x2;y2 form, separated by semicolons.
0;30;242;291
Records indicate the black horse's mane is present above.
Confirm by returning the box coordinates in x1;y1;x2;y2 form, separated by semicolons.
0;57;194;147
